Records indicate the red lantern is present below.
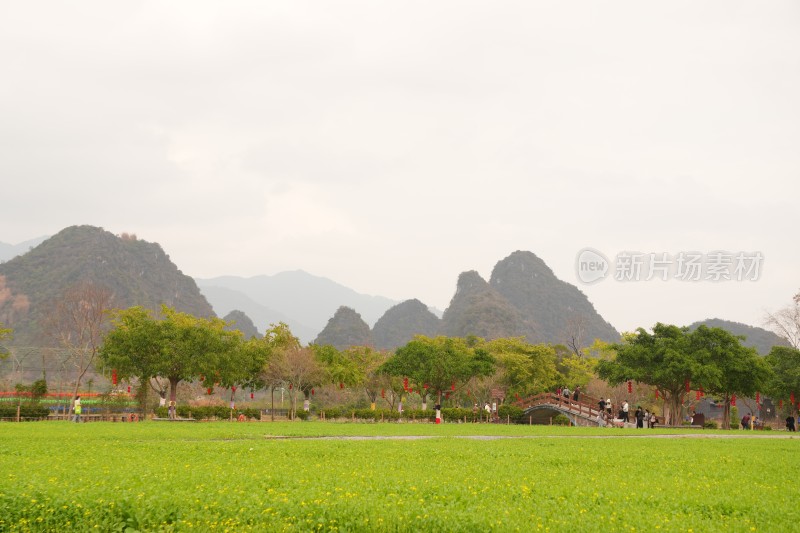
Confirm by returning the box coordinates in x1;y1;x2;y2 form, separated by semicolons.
340;383;344;389
127;385;131;393
311;388;315;396
451;382;456;391
685;379;690;393
381;389;385;398
655;390;659;399
112;369;118;386
250;392;254;400
289;383;292;390
731;394;736;407
627;380;632;394
232;386;236;393
756;392;760;404
696;390;701;400
207;387;212;395
424;383;429;390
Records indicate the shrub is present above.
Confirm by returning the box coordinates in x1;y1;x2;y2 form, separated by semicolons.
498;404;524;423
0;405;50;419
552;414;571;426
704;420;719;429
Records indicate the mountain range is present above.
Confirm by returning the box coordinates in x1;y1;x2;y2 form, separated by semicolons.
0;226;789;359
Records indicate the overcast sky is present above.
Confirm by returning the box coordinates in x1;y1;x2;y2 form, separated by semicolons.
1;1;798;334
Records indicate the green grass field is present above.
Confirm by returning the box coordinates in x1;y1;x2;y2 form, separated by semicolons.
1;422;798;532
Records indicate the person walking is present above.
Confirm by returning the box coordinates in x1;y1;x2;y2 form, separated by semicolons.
572;386;581;404
786;415;796;432
606;398;612;417
72;396;82;423
622;401;630;423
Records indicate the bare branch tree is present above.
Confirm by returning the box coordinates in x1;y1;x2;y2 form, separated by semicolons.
764;291;800;349
44;281;114;413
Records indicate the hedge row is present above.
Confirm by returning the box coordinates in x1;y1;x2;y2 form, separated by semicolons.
154;406;261;420
149;404;527;423
318;405;525;423
0;405;50;419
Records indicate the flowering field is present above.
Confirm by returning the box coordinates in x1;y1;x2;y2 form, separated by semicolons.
1;422;798;532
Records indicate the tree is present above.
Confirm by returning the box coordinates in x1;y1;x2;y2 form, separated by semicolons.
597;324;701;425
765;346;800;418
44;281;113;414
597;323;770;426
99;306;243;408
381;336;495;408
0;322;11;360
690;325;771;429
267;346;325;419
765;291;800;349
260;323;302;420
482;338;558;399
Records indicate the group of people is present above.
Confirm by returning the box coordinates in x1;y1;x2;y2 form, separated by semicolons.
740;413;762;430
556;387;660;429
558;385;581;403
596;398;657;428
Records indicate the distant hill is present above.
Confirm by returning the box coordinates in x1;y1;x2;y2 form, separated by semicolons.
223;310;262;339
688;318;790;355
313;306;373;350
321;251;620;349
196;271;396;343
490;251;619;344
372;299;441;350
0;225;214;345
440;271;528;339
0;236;48;263
198;285;317;342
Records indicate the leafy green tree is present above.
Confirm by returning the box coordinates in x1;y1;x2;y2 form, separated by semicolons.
0;323;11;360
311;344;360;388
690;325;772;429
597;324;701;425
381;336;495;408
765;346;800;417
344;346;391;409
99;306;243;407
597;323;770;426
482;338;558;399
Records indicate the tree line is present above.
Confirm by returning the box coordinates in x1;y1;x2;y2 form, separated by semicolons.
3;286;800;426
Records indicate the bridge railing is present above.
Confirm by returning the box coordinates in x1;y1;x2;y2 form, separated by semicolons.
514;392;606;422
